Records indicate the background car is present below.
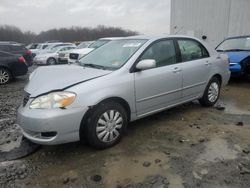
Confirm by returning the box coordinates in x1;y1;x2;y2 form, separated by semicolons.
58;41;94;64
34;45;76;65
31;42;76;57
26;43;39;50
17;36;230;148
0;42;33;66
68;38;119;64
216;35;250;77
0;51;28;84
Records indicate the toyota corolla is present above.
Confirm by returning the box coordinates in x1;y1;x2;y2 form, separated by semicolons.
17;36;230;149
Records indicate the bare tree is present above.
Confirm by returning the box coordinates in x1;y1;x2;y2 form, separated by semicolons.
0;25;138;44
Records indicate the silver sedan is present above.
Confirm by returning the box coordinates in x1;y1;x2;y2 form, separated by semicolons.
17;35;230;149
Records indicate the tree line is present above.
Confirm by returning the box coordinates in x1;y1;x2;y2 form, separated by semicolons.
0;25;138;44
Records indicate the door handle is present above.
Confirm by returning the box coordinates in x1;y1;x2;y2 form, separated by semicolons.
173;67;182;73
205;61;212;66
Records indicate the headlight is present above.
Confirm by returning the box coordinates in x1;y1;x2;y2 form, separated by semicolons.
29;92;76;109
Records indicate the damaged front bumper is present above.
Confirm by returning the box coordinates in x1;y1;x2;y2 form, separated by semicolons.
17;102;88;145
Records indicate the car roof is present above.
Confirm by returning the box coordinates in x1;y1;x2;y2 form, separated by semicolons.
0;41;23;46
225;35;250;40
99;37;124;41
124;35;202;41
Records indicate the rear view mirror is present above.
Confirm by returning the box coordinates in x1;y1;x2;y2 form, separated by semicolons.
136;59;156;71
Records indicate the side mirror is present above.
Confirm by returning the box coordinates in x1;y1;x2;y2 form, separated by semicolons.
136;59;156;71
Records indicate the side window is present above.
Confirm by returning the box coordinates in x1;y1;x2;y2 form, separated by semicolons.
140;40;176;68
10;45;23;51
178;40;209;62
0;45;10;51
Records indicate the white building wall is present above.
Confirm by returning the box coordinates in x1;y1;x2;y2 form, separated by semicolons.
170;0;250;48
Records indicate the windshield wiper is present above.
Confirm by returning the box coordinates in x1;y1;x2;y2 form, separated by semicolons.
83;63;107;70
224;49;250;52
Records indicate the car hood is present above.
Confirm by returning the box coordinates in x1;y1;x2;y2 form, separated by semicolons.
25;65;111;97
225;51;250;63
70;48;94;55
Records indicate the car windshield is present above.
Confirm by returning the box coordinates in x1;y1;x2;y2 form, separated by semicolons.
88;40;110;49
216;37;250;51
79;39;147;70
49;46;62;53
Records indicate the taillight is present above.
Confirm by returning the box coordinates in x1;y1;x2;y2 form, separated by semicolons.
26;50;32;55
18;56;26;63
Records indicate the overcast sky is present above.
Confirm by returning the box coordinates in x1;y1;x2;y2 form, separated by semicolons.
0;0;171;34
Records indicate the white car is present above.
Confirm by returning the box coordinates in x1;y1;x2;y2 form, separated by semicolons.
68;38;121;64
58;41;94;64
34;45;76;65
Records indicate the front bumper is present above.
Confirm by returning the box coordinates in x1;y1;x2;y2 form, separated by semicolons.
33;58;47;65
68;59;78;64
17;104;88;145
229;63;242;73
58;57;68;64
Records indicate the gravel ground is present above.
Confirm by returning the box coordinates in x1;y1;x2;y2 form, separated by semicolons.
0;66;250;188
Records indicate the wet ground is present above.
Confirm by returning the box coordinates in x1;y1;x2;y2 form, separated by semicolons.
0;67;250;188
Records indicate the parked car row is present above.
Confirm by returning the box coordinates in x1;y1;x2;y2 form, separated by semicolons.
1;35;250;86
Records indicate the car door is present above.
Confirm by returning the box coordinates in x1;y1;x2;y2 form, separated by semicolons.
177;39;211;101
134;39;183;117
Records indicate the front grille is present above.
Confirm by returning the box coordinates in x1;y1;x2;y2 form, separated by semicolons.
69;53;79;60
23;92;30;107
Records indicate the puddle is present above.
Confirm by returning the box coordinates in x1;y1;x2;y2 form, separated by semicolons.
196;137;238;165
224;101;250;115
0;138;40;162
102;151;172;187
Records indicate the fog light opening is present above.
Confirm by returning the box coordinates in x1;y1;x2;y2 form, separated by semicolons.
41;131;57;138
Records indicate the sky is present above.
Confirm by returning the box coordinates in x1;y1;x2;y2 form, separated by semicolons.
0;0;171;35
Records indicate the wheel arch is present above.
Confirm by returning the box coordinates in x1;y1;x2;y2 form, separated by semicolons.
79;96;131;143
0;65;13;77
211;74;222;85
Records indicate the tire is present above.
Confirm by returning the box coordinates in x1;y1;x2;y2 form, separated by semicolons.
47;58;56;65
199;77;221;107
84;101;128;149
0;68;12;85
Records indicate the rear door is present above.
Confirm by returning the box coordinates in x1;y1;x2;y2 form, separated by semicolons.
134;39;183;117
176;39;211;101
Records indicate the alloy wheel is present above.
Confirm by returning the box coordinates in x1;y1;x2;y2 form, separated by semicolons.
208;82;219;103
0;69;10;84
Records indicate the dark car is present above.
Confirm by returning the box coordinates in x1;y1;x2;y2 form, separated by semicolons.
0;51;28;84
0;42;33;67
216;35;250;77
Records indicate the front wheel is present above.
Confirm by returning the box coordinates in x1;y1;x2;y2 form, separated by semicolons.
47;58;56;65
84;101;127;149
199;77;221;107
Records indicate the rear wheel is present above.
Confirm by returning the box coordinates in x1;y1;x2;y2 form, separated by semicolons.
0;68;11;85
84;101;127;149
199;77;221;107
